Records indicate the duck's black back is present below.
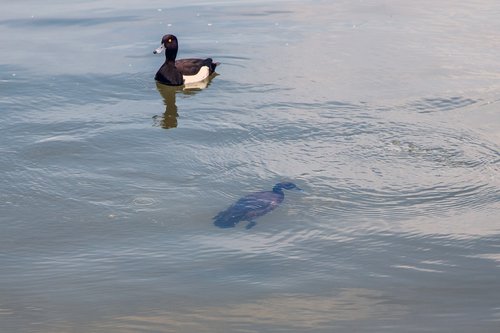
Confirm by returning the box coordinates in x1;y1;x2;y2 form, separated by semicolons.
176;58;218;76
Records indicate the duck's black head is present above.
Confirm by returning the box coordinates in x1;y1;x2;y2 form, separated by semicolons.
273;182;301;193
153;34;179;61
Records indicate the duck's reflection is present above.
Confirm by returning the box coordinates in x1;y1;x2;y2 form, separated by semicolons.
154;75;216;129
154;83;180;129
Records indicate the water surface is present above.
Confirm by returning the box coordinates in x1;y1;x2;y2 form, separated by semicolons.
1;0;499;332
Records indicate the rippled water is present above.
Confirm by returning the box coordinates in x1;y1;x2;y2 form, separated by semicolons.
1;0;500;332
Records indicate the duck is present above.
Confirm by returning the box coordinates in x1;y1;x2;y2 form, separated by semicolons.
153;34;219;86
213;182;302;229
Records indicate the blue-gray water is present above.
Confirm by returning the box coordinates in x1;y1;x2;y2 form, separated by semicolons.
1;0;500;332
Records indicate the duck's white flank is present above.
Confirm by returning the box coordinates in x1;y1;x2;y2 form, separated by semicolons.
183;66;210;84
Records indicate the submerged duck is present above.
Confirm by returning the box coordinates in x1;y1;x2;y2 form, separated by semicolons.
213;182;302;229
154;34;219;86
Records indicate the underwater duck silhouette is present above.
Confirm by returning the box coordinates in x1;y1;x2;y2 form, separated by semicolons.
154;34;219;86
213;182;302;229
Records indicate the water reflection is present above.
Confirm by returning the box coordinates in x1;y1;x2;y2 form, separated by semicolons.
153;75;217;129
97;289;405;332
154;83;180;129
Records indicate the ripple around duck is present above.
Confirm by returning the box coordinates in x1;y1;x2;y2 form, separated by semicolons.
329;138;495;220
215;99;499;223
313;182;499;220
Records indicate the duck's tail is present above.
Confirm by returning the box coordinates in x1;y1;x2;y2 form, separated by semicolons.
213;208;242;228
204;58;220;74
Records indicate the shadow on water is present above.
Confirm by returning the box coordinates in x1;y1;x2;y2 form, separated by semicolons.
153;74;217;129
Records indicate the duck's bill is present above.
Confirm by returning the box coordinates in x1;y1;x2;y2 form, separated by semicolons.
153;44;164;54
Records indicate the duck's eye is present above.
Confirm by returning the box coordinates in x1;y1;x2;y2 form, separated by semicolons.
168;38;172;43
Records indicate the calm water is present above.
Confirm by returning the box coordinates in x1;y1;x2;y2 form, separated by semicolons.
1;0;500;332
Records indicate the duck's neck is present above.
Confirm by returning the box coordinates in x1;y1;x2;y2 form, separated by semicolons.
164;48;177;63
272;184;284;194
